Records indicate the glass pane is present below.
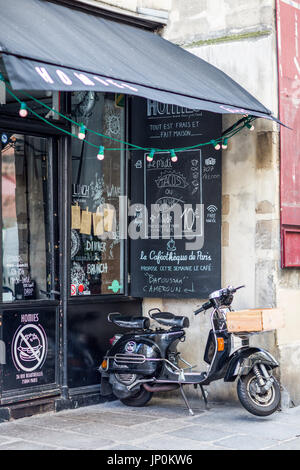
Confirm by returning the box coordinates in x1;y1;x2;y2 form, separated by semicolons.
70;92;125;296
1;133;51;301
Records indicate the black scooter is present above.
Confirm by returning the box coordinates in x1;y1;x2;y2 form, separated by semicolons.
99;285;281;417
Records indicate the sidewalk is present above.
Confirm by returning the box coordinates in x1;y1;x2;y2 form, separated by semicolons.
0;396;298;450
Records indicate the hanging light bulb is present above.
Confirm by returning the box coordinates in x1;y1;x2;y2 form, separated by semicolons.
97;145;105;161
222;138;228;150
78;123;86;140
146;149;155;162
19;102;28;118
211;140;221;151
170;149;178;162
246;122;255;131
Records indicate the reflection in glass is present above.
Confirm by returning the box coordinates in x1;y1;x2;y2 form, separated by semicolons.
1;134;50;301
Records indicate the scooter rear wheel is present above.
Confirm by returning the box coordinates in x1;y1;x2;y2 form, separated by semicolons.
237;371;281;417
120;388;153;407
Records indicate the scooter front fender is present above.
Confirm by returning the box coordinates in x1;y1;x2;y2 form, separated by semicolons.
224;347;279;383
100;371;113;396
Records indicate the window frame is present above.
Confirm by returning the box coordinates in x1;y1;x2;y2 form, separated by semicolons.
0;121;62;305
68;91;130;300
0;90;131;305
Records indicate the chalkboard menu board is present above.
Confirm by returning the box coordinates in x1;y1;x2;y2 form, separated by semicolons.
130;98;222;299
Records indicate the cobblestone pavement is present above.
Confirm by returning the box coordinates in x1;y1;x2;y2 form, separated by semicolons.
0;397;299;450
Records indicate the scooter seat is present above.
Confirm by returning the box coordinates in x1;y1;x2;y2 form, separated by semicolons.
151;312;190;329
108;313;150;330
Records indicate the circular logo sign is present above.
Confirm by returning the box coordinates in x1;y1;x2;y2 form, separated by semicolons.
125;341;136;354
1;134;8;144
70;284;77;296
108;280;122;293
12;324;48;372
78;284;84;294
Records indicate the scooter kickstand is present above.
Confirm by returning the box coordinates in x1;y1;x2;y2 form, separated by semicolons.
200;385;209;410
180;385;194;416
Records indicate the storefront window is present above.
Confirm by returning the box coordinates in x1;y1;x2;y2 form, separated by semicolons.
1;133;52;301
70;92;125;296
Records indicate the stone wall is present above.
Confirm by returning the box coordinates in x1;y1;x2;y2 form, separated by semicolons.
93;0;170;11
164;0;275;46
75;0;170;19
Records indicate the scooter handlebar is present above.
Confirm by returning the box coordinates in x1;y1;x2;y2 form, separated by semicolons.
194;285;245;315
194;301;212;315
235;285;246;291
227;285;245;294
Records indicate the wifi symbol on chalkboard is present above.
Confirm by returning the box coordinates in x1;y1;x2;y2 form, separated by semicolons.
207;205;218;214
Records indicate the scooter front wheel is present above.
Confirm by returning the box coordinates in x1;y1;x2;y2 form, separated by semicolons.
120;388;153;407
237;371;281;417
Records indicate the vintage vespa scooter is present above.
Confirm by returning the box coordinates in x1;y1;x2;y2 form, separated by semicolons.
99;285;281;417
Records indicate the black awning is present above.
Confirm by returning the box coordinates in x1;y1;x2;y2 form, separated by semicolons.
0;0;277;121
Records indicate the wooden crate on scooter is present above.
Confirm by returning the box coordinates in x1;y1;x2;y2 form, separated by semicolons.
226;308;285;333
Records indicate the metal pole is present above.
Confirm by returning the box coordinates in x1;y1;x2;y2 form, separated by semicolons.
59;136;70;400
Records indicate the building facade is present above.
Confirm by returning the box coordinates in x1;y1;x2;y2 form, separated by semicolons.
0;0;299;418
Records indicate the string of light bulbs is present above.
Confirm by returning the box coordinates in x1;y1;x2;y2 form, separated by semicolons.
0;75;256;162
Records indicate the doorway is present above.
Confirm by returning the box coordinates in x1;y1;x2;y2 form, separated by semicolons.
0;130;60;401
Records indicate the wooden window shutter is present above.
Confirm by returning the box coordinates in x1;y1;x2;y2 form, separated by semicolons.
277;0;300;267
